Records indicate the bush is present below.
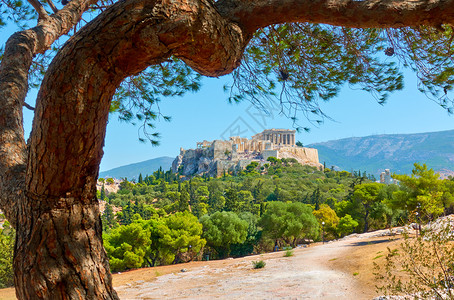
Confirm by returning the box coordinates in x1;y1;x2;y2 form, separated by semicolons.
375;219;454;298
0;221;14;288
252;260;266;269
284;250;294;257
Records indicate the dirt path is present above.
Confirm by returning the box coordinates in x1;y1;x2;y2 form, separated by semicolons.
0;229;402;300
115;231;399;300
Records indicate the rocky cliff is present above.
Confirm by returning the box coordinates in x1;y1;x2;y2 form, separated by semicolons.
172;140;322;177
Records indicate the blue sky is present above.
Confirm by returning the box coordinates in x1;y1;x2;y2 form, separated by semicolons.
99;72;454;171
2;22;453;172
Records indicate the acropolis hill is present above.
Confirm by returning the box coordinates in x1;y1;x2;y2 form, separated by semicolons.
171;129;322;177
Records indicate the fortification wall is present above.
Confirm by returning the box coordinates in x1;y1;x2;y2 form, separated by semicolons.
212;140;233;160
278;147;322;168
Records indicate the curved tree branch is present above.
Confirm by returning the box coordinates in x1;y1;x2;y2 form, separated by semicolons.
0;0;98;225
27;0;246;201
217;0;454;34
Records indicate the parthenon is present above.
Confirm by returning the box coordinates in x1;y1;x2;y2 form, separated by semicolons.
229;129;296;152
252;129;296;146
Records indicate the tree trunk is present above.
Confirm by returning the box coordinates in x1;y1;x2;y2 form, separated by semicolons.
14;196;118;299
363;208;369;233
2;0;454;298
11;0;246;298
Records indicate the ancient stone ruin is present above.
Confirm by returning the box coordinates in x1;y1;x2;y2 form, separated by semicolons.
172;129;322;177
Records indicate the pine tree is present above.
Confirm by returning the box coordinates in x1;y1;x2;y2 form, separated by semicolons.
224;188;239;212
138;173;143;184
178;188;190;212
102;203;116;229
100;184;106;201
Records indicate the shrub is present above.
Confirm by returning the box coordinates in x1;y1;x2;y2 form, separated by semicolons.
375;219;454;298
252;260;266;269
0;221;14;288
284;250;294;257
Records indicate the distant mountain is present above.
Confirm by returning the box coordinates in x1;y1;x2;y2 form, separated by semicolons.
99;156;174;180
308;129;454;177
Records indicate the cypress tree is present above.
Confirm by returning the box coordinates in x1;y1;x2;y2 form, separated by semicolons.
138;173;143;184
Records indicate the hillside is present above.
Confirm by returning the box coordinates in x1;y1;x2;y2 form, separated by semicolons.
308;129;454;177
99;156;174;180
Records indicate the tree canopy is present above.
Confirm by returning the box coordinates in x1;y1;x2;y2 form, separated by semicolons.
2;0;454;298
260;201;319;246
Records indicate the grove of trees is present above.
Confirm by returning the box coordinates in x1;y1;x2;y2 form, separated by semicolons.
1;160;454;290
1;0;454;297
92;162;454;274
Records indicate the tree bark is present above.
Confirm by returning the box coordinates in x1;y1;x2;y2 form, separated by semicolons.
2;0;454;298
10;0;246;298
363;205;369;233
14;198;117;299
217;0;454;33
0;0;101;225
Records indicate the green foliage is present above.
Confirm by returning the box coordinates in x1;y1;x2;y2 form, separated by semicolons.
0;220;14;288
200;211;248;258
252;260;266;269
375;221;454;298
224;188;240;212
104;223;151;272
337;214;358;237
230;212;261;257
99;160;454;273
392;163;453;221
260;201;319;246
284;249;294;257
229;25;406;130
110;58;202;144
353;182;383;232
266;157;280;165
160;211;206;264
178;188;190;212
102;202;117;230
100;184;106;201
313;204;340;239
